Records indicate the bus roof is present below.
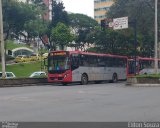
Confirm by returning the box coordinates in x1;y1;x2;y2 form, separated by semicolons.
50;50;128;59
128;56;160;61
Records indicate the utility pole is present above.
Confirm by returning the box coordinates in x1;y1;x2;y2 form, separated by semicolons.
129;20;137;76
0;0;6;78
133;20;137;76
154;0;158;74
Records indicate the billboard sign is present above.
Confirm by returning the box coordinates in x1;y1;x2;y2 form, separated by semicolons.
113;17;128;30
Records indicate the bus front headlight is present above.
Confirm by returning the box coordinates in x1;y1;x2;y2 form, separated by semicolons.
64;73;69;78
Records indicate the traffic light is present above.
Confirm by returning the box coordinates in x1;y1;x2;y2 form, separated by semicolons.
101;19;107;31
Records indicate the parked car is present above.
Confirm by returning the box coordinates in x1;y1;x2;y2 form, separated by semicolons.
14;55;31;63
0;72;16;79
29;71;46;78
42;53;48;59
30;53;40;61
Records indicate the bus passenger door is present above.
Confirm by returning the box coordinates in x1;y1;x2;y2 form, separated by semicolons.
71;54;81;82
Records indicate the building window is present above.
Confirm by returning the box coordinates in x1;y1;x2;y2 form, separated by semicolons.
94;0;112;4
94;15;106;19
94;7;110;11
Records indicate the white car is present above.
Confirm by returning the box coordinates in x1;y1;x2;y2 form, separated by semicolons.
0;72;16;79
29;71;46;78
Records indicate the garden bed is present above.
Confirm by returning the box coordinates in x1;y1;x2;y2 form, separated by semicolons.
127;75;160;86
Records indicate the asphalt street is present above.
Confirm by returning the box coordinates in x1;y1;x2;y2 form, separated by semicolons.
0;82;160;121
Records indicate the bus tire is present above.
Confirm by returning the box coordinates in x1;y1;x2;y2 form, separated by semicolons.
81;74;88;85
112;73;118;83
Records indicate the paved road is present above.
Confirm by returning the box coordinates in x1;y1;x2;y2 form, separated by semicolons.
0;82;160;121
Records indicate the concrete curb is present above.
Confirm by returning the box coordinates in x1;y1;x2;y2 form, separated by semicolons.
126;83;160;87
126;77;160;87
0;78;49;87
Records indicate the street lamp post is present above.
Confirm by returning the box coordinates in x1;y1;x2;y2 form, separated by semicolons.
154;0;158;74
134;20;137;76
0;0;6;78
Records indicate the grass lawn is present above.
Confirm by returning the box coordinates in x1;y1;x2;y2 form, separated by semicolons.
0;61;46;78
6;40;31;50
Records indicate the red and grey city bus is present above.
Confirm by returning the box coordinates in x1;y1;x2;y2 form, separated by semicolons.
128;56;160;76
46;50;128;85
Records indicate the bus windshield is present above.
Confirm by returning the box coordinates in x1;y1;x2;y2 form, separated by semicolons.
48;55;70;73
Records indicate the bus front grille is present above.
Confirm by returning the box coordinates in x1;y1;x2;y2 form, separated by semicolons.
58;77;63;80
50;77;63;80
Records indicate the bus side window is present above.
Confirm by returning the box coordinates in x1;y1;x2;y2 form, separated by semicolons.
94;56;98;67
80;54;89;66
158;61;160;68
115;58;124;67
139;60;144;70
109;57;115;67
118;58;126;67
88;55;98;67
105;57;111;67
79;55;84;66
98;56;105;67
71;54;79;69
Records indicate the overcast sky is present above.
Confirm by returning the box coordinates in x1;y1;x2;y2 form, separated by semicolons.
61;0;94;18
19;0;94;18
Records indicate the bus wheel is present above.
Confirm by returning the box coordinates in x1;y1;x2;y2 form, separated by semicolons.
112;73;118;83
81;74;88;85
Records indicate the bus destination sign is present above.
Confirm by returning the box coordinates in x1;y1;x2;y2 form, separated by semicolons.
53;52;67;56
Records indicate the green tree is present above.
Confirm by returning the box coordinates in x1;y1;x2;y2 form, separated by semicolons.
107;0;158;57
68;13;98;50
2;0;47;41
86;26;139;57
24;19;49;43
2;0;37;40
51;1;69;27
26;0;47;18
109;0;155;34
48;0;69;49
50;22;75;50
